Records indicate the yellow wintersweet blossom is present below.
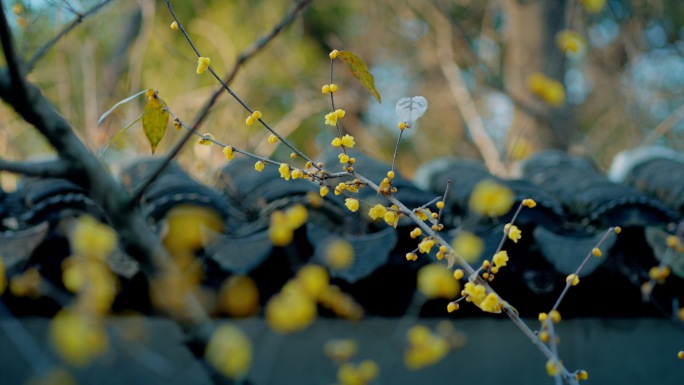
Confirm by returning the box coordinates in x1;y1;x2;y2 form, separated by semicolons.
324;238;354;271
266;282;317;333
196;57;211;74
339;154;350;164
217;276;259;317
340;134;355;148
205;324;252;380
69;215;117;260
383;210;399;227
319;186;329;197
49;309;108;366
418;238;435;254
468;179;515;217
417;263;460;299
504;223;522;243
566;274;580;286
278;163;291;180
325;109;346;126
345;198;360;212
268;204;309;246
409;228;422;239
580;0;606;13
404;325;450;370
62;259;116;314
12;3;24;14
368;204;387;220
197;133;215;146
254;161;265;172
546;359;563;377
522;198;537;208
451;232;484;264
493;250;509;268
556;30;586;56
527;72;566;106
329;50;339;59
170;21;179;30
463;282;486;305
9;268;41;298
338;360;379;385
222;146;234;160
296;265;329;299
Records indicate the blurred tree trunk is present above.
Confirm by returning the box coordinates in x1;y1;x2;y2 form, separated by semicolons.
503;0;573;156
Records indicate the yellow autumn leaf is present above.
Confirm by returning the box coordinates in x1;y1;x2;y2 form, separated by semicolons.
142;90;169;154
337;50;381;103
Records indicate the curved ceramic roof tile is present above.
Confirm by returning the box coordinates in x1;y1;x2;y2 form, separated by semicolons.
522;151;675;226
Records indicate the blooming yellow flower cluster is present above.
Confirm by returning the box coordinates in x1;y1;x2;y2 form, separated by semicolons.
527;72;566;106
268;204;308;246
345;198;360;212
404;325;450;370
325;109;346;126
462;282;502;313
196;57;210;74
331;134;355;148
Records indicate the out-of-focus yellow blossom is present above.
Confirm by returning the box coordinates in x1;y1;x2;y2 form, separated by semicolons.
13;3;24;14
196;57;210;74
546;359;563;377
162;205;224;255
197;133;215;146
345;198;360;212
268;134;278;144
504;223;522;243
10;267;41;298
451;232;484;264
398;122;407;130
222;146;234;160
404;324;450;370
266;282;316;333
330;50;339;59
170;21;179;30
324;238;354;270
62;259;116;314
493;250;509;269
417;263;460;299
49;309;108;366
268;204;308;246
368;204;387;220
677;307;684;322
549;310;561;323
649;266;671;284
320;185;329;197
296;265;329;299
592;247;602;257
453;269;464;280
205;324;252;380
278;163;291;180
556;30;586;56
69;215;117;260
468;179;515;217
678;351;684;360
337;360;379;385
527;72;566;106
324;338;358;363
319;285;364;321
24;368;76;385
254;161;265;171
580;0;606;13
217;275;259;317
666;235;684;252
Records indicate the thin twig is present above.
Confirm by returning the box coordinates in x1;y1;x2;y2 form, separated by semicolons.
27;0;115;70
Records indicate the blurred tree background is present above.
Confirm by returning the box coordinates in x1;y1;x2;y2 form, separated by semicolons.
2;0;684;188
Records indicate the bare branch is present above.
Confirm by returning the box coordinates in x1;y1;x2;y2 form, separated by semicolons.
0;158;71;178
